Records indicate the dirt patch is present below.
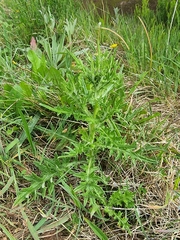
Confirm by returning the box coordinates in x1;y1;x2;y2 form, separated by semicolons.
83;0;158;14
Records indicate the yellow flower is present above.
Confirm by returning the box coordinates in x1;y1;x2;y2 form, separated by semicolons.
12;60;17;65
110;43;118;49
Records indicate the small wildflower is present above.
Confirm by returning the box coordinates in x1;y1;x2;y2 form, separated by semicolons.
110;43;118;49
30;36;37;50
12;60;17;65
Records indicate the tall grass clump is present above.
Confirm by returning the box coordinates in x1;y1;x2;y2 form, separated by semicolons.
5;0;81;42
120;0;180;93
156;0;180;26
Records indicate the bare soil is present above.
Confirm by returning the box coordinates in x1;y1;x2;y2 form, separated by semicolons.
83;0;158;14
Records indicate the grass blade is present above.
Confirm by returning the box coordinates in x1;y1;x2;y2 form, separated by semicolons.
18;111;39;154
0;175;14;196
84;218;108;240
5;138;19;154
20;207;40;240
37;214;70;234
0;223;17;240
61;180;83;209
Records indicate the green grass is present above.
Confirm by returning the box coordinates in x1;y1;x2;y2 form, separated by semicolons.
0;0;180;239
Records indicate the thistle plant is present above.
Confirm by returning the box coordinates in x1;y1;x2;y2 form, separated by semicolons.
1;1;178;238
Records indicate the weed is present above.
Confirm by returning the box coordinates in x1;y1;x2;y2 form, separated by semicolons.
0;0;179;239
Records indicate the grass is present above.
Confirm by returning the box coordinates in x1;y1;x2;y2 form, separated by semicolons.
0;0;180;239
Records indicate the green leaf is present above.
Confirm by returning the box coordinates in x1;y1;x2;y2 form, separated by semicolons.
39;103;73;116
0;175;14;196
18;112;40;154
21;208;40;240
5;138;19;154
0;223;17;240
84;218;108;240
37;214;70;234
27;50;47;79
27;50;42;71
61;180;83;209
19;81;32;97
